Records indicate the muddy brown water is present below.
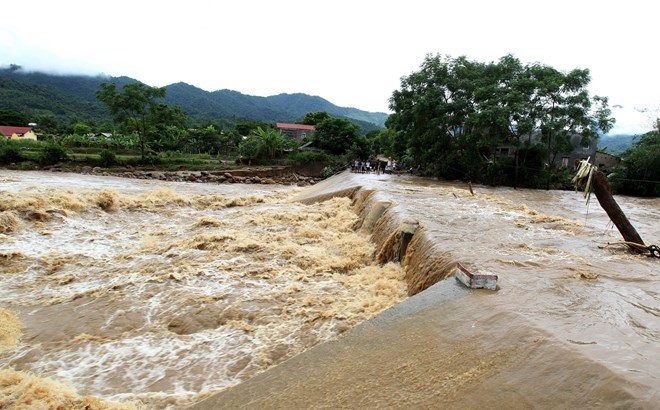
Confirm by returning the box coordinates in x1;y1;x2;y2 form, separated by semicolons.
1;170;658;408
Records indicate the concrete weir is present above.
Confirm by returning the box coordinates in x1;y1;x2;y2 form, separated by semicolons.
192;281;648;409
191;172;658;409
293;174;461;296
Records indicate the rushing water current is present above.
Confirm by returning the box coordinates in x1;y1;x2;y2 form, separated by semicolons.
1;170;658;409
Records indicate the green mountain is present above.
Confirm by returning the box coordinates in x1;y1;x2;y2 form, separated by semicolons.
0;66;388;132
598;134;639;155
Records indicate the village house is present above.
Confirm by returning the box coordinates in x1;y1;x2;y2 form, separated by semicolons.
594;151;621;172
492;133;598;170
0;125;37;140
87;132;114;141
275;123;315;140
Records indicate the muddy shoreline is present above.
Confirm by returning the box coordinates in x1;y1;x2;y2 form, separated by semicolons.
35;164;328;186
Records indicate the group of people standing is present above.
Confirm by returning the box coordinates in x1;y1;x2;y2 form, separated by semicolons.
350;158;401;174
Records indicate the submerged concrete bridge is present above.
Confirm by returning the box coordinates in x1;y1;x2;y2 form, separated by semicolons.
192;171;659;409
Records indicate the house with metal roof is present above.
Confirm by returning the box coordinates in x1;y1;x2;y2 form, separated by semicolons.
275;123;315;140
0;125;37;140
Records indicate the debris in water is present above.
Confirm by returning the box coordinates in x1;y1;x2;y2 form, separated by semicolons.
577;271;599;280
573;160;658;256
454;263;498;290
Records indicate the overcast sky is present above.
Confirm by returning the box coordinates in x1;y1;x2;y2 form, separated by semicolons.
2;0;657;134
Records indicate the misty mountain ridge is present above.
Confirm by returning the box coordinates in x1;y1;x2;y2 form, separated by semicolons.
598;134;639;155
0;66;639;153
0;66;388;131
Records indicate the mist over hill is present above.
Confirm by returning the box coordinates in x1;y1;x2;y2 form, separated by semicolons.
0;66;388;132
4;65;640;151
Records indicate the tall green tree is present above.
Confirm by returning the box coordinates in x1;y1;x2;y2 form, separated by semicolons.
388;53;615;186
368;129;396;159
313;117;360;156
388;54;483;178
36;114;61;135
527;65;613;167
71;121;92;136
184;125;221;154
234;120;270;137
469;55;531;185
299;111;330;125
97;82;180;160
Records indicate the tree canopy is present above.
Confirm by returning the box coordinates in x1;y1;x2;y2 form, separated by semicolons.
0;109;30;126
386;54;615;187
312;117;360;156
238;126;297;162
97;82;188;160
299;111;331;125
611;122;660;196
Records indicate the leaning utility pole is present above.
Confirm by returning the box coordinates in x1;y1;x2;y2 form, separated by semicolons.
572;159;659;257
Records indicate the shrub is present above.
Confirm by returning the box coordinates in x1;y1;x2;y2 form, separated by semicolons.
287;151;333;164
98;149;118;167
128;155;161;167
38;144;69;166
17;161;38;170
320;166;335;178
0;144;24;165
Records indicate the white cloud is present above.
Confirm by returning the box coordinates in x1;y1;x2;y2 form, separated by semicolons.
609;106;655;135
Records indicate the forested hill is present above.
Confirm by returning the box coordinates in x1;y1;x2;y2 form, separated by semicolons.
598;134;638;155
0;66;388;131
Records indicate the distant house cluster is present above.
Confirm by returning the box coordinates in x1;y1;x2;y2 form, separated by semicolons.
275;123;315;140
0;125;37;140
492;133;620;171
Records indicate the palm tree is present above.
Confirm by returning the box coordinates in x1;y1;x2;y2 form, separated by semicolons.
252;126;286;159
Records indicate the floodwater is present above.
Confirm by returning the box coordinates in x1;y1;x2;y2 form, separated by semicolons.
0;170;406;408
1;170;658;408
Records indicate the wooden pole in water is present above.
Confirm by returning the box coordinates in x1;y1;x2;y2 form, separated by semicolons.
590;171;645;251
572;160;657;255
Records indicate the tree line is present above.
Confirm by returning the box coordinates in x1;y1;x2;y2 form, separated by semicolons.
386;54;615;188
2;54;657;195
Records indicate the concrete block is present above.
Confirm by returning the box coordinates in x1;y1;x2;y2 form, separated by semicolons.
454;263;498;290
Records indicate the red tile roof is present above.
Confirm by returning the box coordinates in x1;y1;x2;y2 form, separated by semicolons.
0;125;33;136
276;123;315;131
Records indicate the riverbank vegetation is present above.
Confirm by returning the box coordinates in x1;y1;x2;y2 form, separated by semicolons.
0;131;338;174
609;125;660;196
1;54;657;195
386;54;615;189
